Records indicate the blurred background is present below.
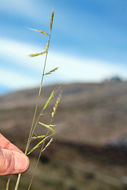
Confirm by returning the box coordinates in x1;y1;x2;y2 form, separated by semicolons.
1;0;127;189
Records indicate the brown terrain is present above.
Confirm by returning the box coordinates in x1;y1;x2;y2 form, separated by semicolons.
1;81;127;190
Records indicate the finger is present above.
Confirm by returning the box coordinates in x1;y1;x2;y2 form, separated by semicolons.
0;149;29;176
0;133;22;153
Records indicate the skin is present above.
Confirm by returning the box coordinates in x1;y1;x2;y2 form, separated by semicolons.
0;133;29;176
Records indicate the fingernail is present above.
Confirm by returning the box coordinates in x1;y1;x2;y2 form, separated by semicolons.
14;152;29;173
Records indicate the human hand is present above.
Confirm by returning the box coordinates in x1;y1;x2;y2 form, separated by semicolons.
0;133;29;176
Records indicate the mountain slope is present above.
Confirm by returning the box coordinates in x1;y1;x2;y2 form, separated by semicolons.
0;81;127;146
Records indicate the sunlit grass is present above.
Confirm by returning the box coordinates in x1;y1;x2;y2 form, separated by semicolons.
4;11;61;190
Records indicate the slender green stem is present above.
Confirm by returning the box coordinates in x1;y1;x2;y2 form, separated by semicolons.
6;176;11;190
14;30;52;190
14;174;21;190
25;33;52;155
27;109;54;190
13;11;54;190
27;142;44;190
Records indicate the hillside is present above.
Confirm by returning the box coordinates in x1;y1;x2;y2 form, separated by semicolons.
1;81;127;190
0;81;127;146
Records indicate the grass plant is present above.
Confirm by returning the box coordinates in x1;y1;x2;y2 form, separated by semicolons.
5;10;60;190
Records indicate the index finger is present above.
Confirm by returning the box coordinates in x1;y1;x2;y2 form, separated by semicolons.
0;133;23;154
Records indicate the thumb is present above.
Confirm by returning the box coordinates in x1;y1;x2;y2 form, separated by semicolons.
0;149;29;176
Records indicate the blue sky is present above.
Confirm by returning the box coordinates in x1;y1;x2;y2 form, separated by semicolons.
0;0;127;94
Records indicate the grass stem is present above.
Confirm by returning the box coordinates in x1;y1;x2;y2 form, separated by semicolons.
14;12;54;190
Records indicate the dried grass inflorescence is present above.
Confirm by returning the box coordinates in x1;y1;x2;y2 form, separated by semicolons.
6;11;60;190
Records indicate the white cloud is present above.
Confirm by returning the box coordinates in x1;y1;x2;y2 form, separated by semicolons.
48;53;127;82
0;0;49;24
0;37;43;70
0;68;39;89
0;37;127;90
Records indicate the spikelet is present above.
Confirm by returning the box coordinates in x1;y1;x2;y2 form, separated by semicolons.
50;11;54;31
29;52;46;57
29;28;49;36
45;41;49;52
27;137;47;155
32;135;45;140
43;90;54;111
52;95;61;118
45;67;58;75
39;122;55;134
41;138;53;153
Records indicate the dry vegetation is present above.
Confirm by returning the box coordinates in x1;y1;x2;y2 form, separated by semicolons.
1;81;127;189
